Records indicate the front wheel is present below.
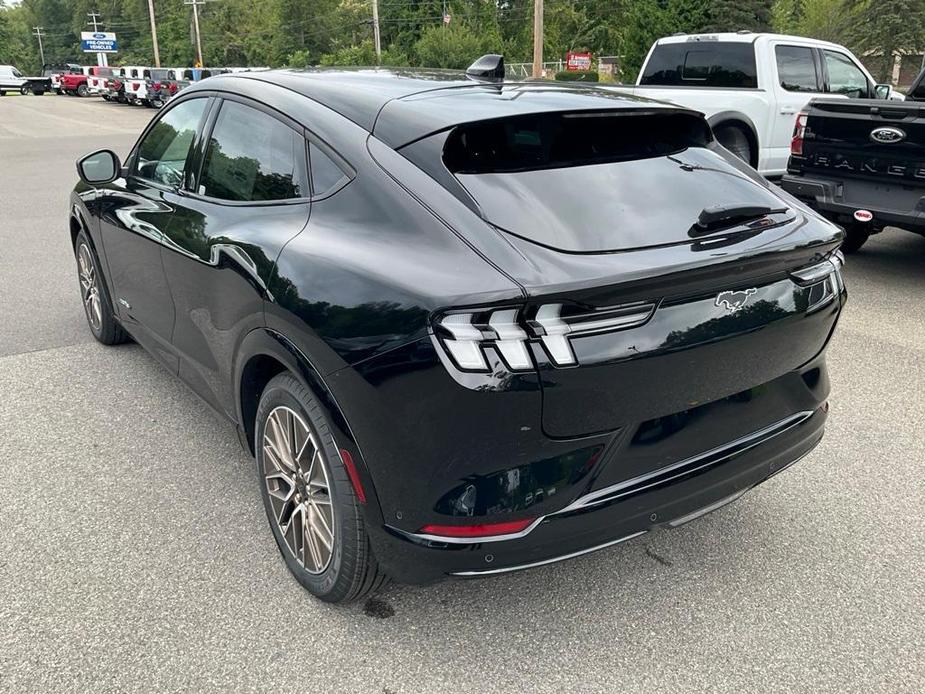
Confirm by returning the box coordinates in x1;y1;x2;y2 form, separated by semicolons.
255;373;387;603
840;223;871;253
74;231;129;345
715;124;753;165
20;85;31;95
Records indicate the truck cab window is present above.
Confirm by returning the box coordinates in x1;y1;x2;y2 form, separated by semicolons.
776;46;819;92
824;51;869;98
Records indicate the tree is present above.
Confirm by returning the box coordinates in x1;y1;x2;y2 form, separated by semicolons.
413;21;501;70
701;0;774;32
773;0;857;45
847;0;925;82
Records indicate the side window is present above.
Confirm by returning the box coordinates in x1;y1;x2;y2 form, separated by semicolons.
824;51;869;98
639;42;758;88
309;142;349;197
199;101;307;202
776;45;819;92
134;98;208;188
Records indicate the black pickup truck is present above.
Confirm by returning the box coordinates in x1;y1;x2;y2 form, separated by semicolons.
781;71;925;252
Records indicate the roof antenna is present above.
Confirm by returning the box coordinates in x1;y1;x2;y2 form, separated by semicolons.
466;54;505;82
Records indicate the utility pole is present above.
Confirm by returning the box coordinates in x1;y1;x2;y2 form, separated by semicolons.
87;12;108;67
32;27;46;66
147;0;161;68
371;0;381;64
532;0;543;78
184;0;205;67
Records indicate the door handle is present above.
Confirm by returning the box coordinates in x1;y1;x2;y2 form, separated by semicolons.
780;107;797;115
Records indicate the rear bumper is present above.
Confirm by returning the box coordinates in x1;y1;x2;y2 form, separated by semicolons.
368;405;826;584
781;173;925;232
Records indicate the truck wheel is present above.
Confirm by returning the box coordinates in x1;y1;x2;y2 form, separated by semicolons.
77;84;89;97
21;85;31;95
840;223;871;253
715;124;753;165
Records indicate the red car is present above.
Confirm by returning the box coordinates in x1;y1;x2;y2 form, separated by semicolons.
60;71;89;97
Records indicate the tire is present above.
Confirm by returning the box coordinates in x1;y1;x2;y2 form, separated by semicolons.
56;88;64;95
102;94;111;101
840;223;871;253
34;89;45;96
255;373;387;603
77;83;89;97
74;231;129;345
21;85;31;95
715;124;753;165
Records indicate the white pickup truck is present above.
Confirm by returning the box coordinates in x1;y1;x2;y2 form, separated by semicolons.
616;32;899;177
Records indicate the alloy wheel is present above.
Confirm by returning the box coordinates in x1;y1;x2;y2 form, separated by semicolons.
261;406;336;574
77;244;102;332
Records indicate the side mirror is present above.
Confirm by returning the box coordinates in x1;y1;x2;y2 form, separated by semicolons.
77;149;120;185
874;83;892;100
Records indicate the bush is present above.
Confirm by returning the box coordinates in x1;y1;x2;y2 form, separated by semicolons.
554;70;599;82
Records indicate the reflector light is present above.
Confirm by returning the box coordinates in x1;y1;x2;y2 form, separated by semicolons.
791;112;808;156
418;518;536;538
339;448;366;504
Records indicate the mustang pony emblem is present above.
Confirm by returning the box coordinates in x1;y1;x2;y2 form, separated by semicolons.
715;288;757;313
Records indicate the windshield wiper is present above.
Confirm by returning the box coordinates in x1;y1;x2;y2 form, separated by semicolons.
689;203;790;236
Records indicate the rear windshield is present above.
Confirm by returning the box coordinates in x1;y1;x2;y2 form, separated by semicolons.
443;110;711;174
640;41;758;88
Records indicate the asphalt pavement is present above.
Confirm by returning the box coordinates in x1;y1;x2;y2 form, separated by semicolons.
0;94;922;693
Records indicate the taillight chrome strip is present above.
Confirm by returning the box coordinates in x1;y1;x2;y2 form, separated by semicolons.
449;531;648;576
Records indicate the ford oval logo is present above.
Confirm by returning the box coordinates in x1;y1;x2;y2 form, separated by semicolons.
870;126;906;144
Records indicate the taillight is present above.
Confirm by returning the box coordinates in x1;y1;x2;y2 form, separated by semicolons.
790;252;845;312
435;301;656;372
418;517;536;539
791;112;808;156
132;81;140;90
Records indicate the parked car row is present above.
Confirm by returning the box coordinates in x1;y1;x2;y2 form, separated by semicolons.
42;63;268;108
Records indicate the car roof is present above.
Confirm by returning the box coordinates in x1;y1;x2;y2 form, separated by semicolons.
654;32;846;50
195;68;680;148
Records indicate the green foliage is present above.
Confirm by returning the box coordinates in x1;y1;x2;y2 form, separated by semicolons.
772;0;858;46
847;0;925;82
413;21;501;69
554;69;598;81
0;2;36;73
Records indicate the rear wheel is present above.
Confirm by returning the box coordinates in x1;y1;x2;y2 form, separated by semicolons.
76;83;89;97
74;231;129;345
255;373;387;603
715;124;753;165
20;85;31;95
840;223;871;253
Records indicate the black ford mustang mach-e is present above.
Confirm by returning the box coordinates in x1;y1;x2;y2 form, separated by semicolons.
69;60;845;603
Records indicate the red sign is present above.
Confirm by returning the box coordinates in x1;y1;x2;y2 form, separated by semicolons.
566;52;592;71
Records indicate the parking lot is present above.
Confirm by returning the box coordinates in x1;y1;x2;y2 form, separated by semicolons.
0;94;923;693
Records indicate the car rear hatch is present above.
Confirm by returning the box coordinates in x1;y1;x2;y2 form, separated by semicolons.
407;106;843;491
800;99;925;204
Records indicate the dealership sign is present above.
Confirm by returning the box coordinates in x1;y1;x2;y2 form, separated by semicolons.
80;32;118;53
565;51;592;71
